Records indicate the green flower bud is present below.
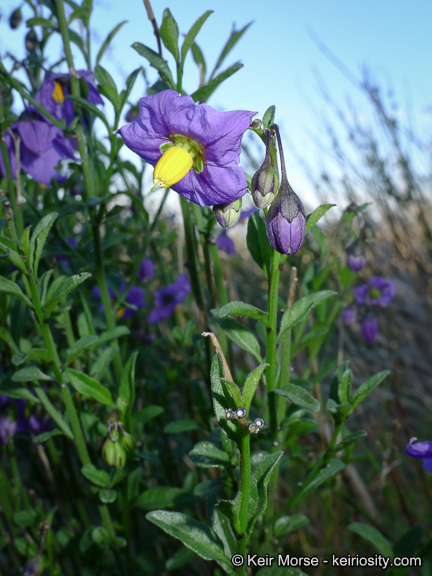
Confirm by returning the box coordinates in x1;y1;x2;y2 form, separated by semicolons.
25;29;38;52
120;430;135;453
9;7;22;30
101;438;117;467
213;198;242;228
251;130;278;209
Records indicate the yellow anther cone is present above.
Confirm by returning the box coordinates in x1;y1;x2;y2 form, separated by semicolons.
52;81;65;105
152;146;193;190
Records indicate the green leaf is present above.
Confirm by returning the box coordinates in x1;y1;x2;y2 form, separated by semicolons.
131;405;164;429
29;212;58;275
13;510;37;527
191;62;243;102
189;441;230;470
328;361;351;404
32;429;64;443
39;269;55;307
89;346;118;381
274;385;320;412
96;20;127;66
160;8;180;63
66;368;115;407
216;493;242;535
69;28;87;58
146;511;235;575
12;366;53;382
247;451;283;537
21;227;31;260
64;335;98;368
99;488;117;504
274;514;309;537
163;420;199;434
44;273;91;318
26;16;57;28
211;309;262;362
0;382;39;402
327;430;367;457
181;11;213;65
262;105;276;130
277;290;337;343
305;204;335;234
243;364;269;413
0;239;27;274
117;352;138;427
11;348;50;366
247;211;271;278
136;487;194;510
191;42;206;80
95;326;130;347
219;301;269;327
348;522;393;558
81;464;110;488
165;547;196;572
288;459;345;508
393;525;424;558
351;370;390;410
95;64;119;110
210;354;239;443
210;22;252;79
211;508;236;558
0;276;32;307
131;43;175;89
119;67;141;110
66;95;110;130
220;378;243;408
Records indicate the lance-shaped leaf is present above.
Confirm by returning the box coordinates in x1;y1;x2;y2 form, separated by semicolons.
189;441;230;470
216;492;242;535
247;211;271;278
211;507;236;558
219;301;269;327
136;487;194;510
94;64;119;110
29;212;58;275
287;459;345;509
117;351;138;428
64;335;98;368
0;238;27;274
305;204;335;234
0;276;32;307
243;364;269;413
348;523;393;559
209;21;252;80
326;430;367;458
181;11;213;66
247;451;283;538
274;514;310;537
81;464;110;488
21;227;31;260
0;382;39;402
274;385;320;412
277;290;337;343
96;20;127;66
211;309;262;363
12;367;53;382
146;511;236;575
65;368;115;407
67;95;110;131
191;62;243;102
220;378;243;408
132;42;175;89
90;346;118;381
262;105;276;130
12;348;50;366
160;8;180;62
44;273;91;318
210;354;239;443
350;370;390;410
119;67;141;110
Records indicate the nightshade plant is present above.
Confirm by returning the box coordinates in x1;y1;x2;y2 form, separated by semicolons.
0;2;420;575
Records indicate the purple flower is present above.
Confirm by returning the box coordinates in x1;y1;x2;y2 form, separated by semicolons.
347;239;367;272
0;416;17;444
342;304;357;326
216;232;236;255
33;71;103;126
265;125;306;255
0;115;75;186
147;273;191;323
360;313;379;343
405;438;432;473
138;259;154;284
353;277;396;307
92;282;146;319
118;90;256;207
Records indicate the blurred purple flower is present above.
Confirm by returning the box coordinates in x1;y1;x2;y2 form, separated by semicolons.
0;115;75;186
347;239;367;272
353;276;396;307
342;304;357;326
33;70;103;126
405;438;432;473
92;281;146;319
216;232;236;255
0;416;17;444
360;313;379;343
138;258;154;284
148;273;191;323
119;90;256;206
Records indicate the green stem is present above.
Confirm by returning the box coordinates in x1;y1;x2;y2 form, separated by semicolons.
180;196;205;311
266;249;281;441
0;138;21;241
210;241;229;306
239;429;251;535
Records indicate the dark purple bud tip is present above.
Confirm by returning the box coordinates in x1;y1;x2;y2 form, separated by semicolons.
9;7;22;30
25;29;38;53
266;185;306;255
347;239;367;271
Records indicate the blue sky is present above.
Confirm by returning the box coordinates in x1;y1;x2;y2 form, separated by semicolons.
1;0;431;210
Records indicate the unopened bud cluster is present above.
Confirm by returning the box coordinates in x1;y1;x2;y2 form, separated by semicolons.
225;407;265;434
102;416;135;469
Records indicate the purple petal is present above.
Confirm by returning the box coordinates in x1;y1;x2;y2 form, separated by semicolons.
405;439;432;460
353;284;368;305
360;316;378;343
138;259;154;283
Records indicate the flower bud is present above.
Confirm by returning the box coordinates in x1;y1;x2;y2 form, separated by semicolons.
120;430;135;453
25;29;38;53
360;313;378;343
213;198;242;228
251;130;278;209
266;125;306;255
235;407;247;419
125;106;138;123
249;119;262;131
347;239;366;271
9;7;22;30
